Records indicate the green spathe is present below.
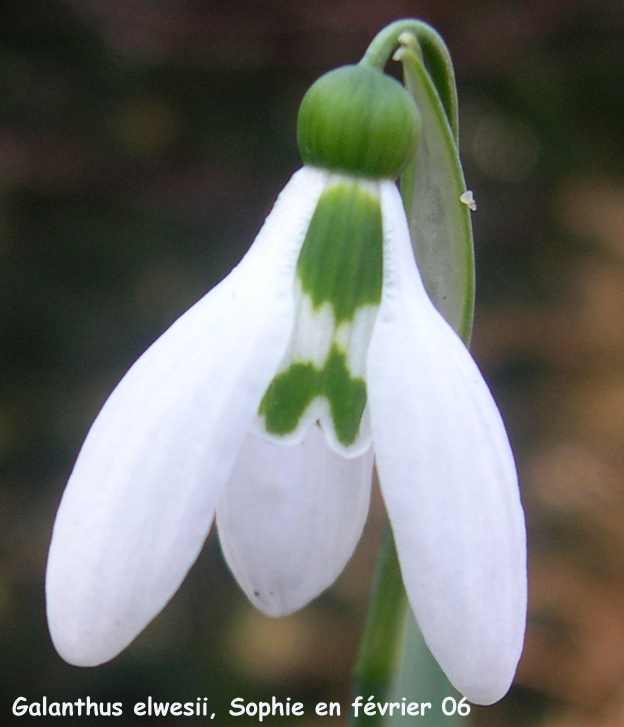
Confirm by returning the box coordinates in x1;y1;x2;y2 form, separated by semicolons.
259;345;367;446
297;180;382;323
297;64;421;179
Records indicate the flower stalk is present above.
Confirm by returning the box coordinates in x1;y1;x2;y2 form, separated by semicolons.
350;524;408;722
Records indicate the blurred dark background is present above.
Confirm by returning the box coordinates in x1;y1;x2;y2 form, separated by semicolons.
2;1;624;725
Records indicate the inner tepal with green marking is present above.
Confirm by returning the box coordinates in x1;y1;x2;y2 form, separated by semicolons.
259;177;383;452
257;60;421;454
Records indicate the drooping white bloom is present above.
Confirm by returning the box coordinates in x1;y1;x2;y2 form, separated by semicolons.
46;165;525;705
46;46;526;705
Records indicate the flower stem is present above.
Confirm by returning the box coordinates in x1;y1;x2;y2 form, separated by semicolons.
359;19;458;141
349;523;408;726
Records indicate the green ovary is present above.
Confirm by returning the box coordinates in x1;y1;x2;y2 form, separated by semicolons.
259;346;367;447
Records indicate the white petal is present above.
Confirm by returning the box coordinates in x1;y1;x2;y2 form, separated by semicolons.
367;181;526;705
216;427;374;616
46;166;329;666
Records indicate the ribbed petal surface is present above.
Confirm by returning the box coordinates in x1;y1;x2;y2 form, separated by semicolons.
216;426;374;616
46;167;328;666
367;181;526;705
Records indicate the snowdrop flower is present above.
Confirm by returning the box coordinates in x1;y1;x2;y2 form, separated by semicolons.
46;60;525;705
